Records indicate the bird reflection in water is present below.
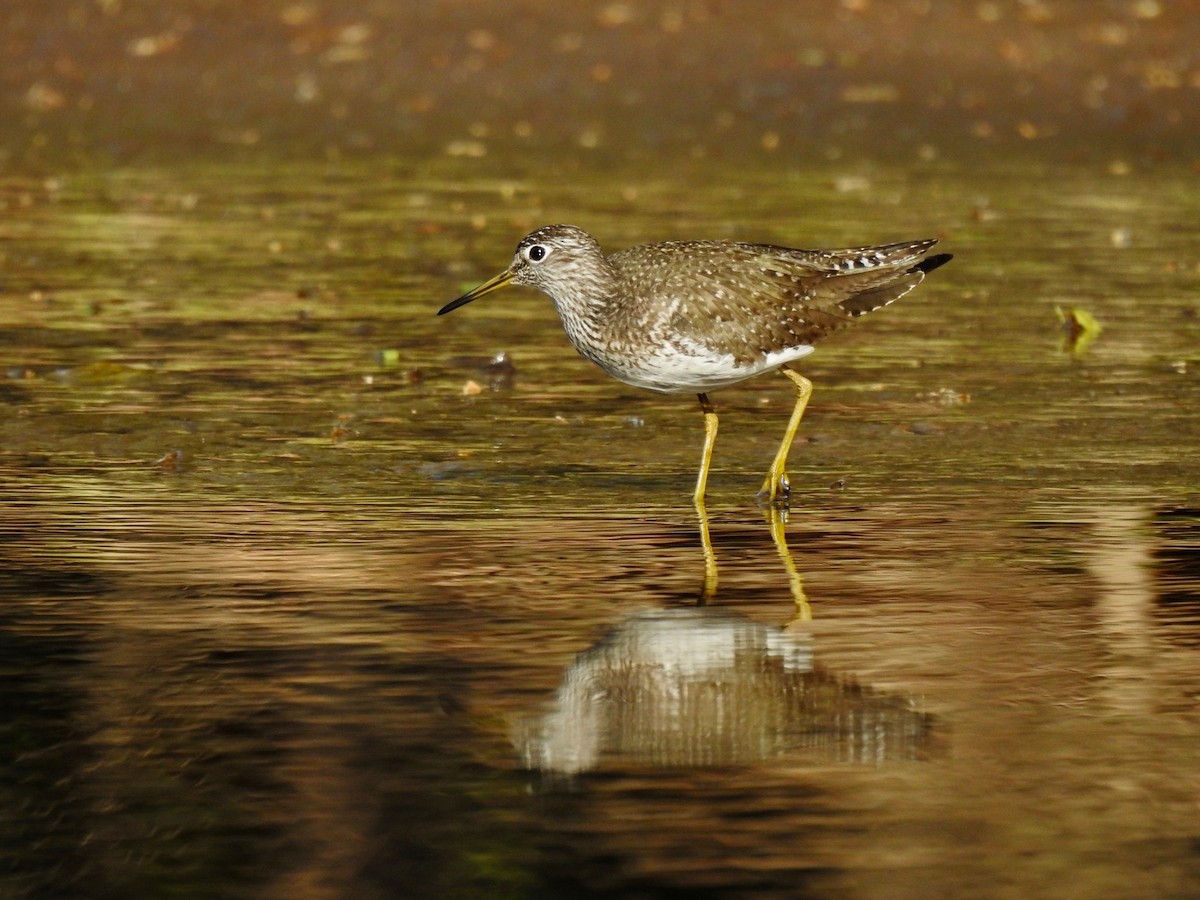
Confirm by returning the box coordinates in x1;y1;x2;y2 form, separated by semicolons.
697;504;809;617
515;507;935;775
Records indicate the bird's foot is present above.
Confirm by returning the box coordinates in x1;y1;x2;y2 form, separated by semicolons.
755;473;791;508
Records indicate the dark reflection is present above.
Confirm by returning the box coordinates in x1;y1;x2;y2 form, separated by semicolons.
1153;507;1200;645
515;606;935;775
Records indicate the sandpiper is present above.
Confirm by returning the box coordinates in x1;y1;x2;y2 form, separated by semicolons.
439;225;951;503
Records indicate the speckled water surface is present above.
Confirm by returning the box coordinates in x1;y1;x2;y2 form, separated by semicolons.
2;2;1199;898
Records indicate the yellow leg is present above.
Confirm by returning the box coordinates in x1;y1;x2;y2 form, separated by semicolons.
758;367;814;503
694;496;718;604
765;505;812;624
693;393;719;505
693;393;721;602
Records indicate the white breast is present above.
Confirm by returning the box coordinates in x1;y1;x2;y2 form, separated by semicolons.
592;339;815;394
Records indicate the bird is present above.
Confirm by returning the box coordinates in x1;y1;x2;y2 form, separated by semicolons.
438;224;951;504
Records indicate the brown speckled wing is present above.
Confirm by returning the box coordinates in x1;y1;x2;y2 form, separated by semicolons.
609;239;940;361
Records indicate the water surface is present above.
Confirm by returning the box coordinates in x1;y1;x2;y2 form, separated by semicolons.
2;136;1199;900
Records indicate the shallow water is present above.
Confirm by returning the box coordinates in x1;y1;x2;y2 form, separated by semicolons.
8;2;1200;894
2;152;1198;898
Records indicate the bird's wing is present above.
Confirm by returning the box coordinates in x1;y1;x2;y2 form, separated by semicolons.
610;239;944;360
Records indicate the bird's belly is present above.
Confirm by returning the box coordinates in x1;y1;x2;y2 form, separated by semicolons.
588;341;816;395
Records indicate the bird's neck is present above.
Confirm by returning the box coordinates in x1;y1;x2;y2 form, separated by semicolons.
550;289;614;358
545;261;620;356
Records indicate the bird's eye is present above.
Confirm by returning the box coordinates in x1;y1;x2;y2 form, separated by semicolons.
526;244;548;262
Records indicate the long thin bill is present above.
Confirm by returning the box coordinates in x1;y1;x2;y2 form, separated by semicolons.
436;269;515;315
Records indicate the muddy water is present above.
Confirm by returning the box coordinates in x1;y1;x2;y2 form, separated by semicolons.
2;155;1199;899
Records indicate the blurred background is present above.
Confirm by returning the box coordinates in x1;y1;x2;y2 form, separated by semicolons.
4;0;1197;172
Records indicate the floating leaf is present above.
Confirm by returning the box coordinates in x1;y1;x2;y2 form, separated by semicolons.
1056;306;1102;355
